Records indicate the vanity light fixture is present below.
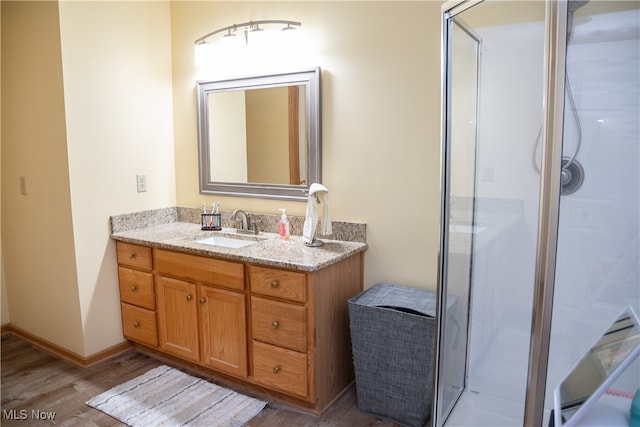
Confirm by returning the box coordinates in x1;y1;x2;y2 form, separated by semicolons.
222;28;237;40
194;19;301;48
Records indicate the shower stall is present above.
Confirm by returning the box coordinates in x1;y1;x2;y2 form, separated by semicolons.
434;1;639;426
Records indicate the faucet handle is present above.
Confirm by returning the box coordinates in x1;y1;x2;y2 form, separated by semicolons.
250;219;261;234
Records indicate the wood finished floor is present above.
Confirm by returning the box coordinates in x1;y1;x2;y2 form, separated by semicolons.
1;334;398;426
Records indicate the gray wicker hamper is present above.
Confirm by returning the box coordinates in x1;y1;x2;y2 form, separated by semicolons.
348;283;437;427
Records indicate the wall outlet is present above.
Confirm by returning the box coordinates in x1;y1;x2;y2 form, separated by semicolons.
136;174;147;192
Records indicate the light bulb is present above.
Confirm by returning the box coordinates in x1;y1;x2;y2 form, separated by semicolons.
278;25;301;48
249;27;268;48
194;41;215;67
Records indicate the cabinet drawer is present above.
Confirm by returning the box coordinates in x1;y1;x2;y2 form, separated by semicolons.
121;303;157;347
118;267;155;310
252;341;308;399
155;249;244;290
116;242;152;271
249;265;306;302
251;296;307;352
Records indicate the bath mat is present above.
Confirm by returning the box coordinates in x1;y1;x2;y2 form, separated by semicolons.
86;365;266;426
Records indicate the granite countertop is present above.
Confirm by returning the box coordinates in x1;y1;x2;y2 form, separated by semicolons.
111;222;368;272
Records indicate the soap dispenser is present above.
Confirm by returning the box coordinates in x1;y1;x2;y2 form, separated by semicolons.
278;209;290;240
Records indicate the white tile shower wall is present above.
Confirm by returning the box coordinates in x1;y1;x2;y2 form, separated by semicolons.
465;17;545;405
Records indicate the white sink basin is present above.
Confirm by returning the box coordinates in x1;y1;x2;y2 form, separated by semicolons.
195;235;258;249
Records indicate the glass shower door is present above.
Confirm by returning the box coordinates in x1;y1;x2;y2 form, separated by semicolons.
435;1;547;426
435;15;481;423
544;2;640;424
436;1;639;425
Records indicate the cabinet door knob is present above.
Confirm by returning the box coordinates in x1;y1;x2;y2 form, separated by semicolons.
272;366;280;374
186;295;193;301
130;285;137;291
133;322;140;328
128;252;136;259
271;321;279;329
200;297;206;304
271;280;279;288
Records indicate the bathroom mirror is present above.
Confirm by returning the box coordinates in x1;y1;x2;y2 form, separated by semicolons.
197;68;321;201
553;306;640;427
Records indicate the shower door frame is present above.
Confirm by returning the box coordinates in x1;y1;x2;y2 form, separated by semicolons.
433;9;483;424
433;1;569;426
433;1;484;425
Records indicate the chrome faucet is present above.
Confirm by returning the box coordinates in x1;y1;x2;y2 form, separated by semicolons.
231;209;249;231
231;209;260;235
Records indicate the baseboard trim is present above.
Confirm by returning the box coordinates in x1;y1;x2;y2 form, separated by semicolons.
1;323;132;368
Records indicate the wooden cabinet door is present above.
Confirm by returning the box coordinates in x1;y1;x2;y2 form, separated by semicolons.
199;285;248;378
157;276;199;361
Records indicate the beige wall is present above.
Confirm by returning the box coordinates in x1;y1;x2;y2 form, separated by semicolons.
1;1;175;356
1;1;84;353
246;87;289;184
210;91;248;182
172;1;443;292
58;1;176;355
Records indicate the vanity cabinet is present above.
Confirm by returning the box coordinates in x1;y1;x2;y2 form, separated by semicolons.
248;257;363;410
116;242;157;347
198;285;247;378
156;275;199;361
250;266;309;398
114;241;364;414
155;249;247;378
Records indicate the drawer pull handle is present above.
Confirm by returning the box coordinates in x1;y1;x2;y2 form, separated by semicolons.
272;366;280;374
133;322;140;328
271;321;280;329
271;281;279;288
186;295;193;301
128;252;136;259
130;285;137;291
200;297;206;304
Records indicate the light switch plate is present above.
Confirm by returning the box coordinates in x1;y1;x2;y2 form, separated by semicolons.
480;167;494;182
136;174;147;192
19;176;27;195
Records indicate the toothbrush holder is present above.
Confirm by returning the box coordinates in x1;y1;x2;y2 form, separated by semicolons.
201;213;221;231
